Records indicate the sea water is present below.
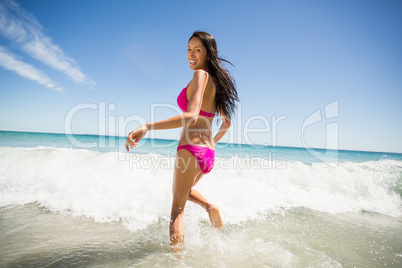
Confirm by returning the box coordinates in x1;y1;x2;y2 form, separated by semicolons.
0;130;401;267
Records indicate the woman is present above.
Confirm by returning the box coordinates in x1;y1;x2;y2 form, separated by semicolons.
126;31;239;249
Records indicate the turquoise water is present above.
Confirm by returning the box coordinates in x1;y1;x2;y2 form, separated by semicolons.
1;130;402;267
1;130;400;163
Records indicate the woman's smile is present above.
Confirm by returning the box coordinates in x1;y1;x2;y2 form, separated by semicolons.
187;37;208;70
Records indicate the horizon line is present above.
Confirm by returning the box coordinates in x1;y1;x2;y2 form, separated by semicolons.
1;129;401;155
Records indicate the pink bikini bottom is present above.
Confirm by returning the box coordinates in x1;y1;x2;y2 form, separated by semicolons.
177;144;215;174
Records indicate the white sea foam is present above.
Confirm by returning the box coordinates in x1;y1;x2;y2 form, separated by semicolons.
0;146;401;231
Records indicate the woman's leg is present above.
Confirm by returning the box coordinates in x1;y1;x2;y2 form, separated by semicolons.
188;174;223;230
170;149;201;249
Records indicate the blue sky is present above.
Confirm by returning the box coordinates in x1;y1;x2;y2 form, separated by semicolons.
0;0;401;153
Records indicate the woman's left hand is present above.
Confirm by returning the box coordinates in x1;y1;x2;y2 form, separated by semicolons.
126;124;148;152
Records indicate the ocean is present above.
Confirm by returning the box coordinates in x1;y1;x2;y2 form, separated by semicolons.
0;130;401;267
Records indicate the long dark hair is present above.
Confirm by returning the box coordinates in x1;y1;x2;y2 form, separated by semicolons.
189;31;239;122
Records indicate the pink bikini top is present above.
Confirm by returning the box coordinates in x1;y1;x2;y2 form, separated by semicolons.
177;83;215;117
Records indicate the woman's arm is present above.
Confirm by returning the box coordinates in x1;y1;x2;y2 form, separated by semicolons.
126;70;209;151
148;70;209;130
213;112;232;145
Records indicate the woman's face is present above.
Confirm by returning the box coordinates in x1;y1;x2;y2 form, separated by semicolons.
187;37;209;70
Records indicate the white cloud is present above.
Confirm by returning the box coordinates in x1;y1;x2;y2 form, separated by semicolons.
0;0;96;88
0;46;62;92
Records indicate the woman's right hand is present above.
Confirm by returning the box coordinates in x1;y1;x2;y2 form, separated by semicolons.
126;124;148;152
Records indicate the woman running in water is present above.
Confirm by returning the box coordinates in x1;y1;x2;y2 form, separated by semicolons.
126;31;238;250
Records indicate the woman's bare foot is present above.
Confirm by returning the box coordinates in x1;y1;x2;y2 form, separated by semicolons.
206;205;223;230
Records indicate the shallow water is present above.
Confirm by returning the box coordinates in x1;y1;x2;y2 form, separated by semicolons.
1;204;401;267
1;131;402;267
